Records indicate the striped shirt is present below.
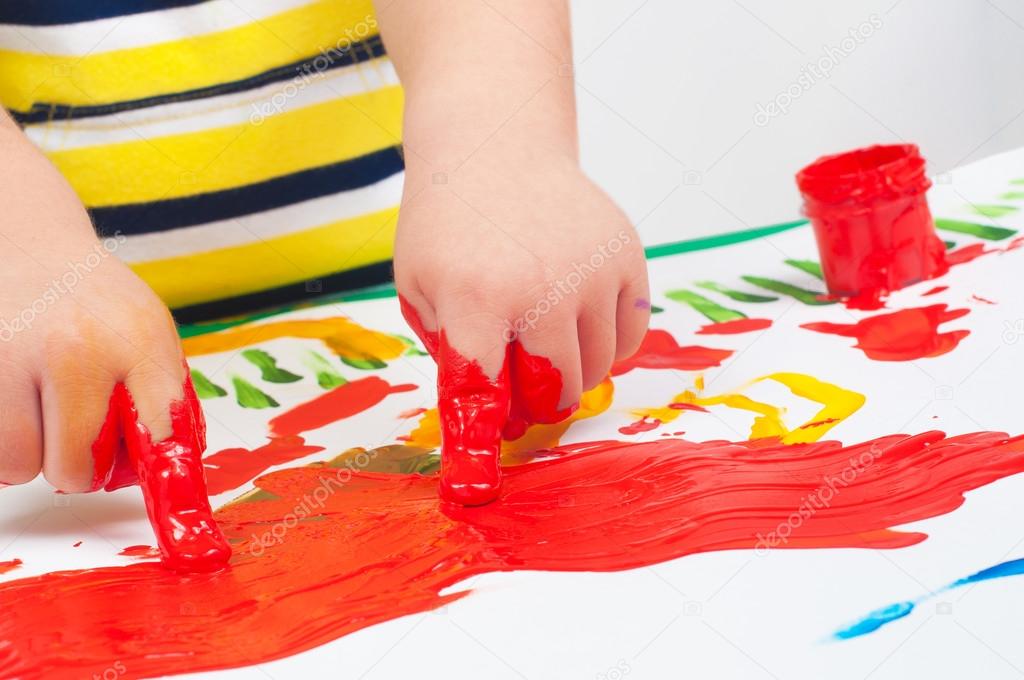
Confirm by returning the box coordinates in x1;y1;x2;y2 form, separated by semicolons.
0;0;404;322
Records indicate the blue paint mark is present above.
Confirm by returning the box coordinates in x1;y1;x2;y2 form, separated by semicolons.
832;557;1024;641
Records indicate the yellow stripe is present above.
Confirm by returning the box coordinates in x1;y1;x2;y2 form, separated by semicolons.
46;85;403;206
132;206;398;308
0;0;379;112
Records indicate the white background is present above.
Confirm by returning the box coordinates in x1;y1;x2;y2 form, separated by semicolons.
572;0;1024;243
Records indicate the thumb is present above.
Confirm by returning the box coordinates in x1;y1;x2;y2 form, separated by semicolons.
436;316;510;506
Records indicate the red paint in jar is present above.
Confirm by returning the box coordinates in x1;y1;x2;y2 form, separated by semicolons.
796;144;948;309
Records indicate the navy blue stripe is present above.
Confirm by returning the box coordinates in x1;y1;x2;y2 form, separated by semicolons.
170;260;394;323
90;145;405;236
0;0;208;26
10;34;386;124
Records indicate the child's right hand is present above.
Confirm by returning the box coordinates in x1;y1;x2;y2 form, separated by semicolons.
0;117;230;570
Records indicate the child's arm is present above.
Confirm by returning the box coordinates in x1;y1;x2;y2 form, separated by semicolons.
378;1;650;502
0;112;227;569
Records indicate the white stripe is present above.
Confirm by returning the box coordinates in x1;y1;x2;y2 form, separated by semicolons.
116;170;404;263
24;57;399;151
0;0;317;55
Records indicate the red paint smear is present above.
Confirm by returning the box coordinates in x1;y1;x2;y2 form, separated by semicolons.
669;402;709;412
618;416;661;435
801;304;970;361
922;285;948;296
268;377;416;438
696;318;773;335
610;329;732;376
72;541;82;548
90;376;230;573
4;431;1024;677
946;243;989;266
398;407;427;419
971;294;996;305
119;545;160;559
204;437;325;496
0;559;21;575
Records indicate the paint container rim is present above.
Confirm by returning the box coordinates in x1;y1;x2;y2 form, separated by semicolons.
796;143;929;209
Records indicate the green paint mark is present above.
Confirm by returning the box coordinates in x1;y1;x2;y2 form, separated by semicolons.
190;369;226;399
968;204;1018;218
395;334;429;357
934;218;1017;241
695;281;778;303
665;289;746;322
643;219;808;260
302;351;348;389
1011;179;1024;185
944;240;957;250
341;356;388;370
231;376;279;409
241;349;302;383
650;305;664;314
784;259;823;280
999;191;1024;200
741;276;835;306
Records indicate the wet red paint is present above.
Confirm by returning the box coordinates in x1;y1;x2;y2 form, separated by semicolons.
797;144;947;309
946;243;988;266
618;416;661;435
399;295;573;505
0;558;21;575
696;318;773;335
268;377;416;437
610;329;732;376
922;285;948;296
90;376;230;573
4;430;1024;677
669;402;709;412
802;304;970;361
971;294;996;305
119;545;160;559
204;436;325;496
72;541;82;548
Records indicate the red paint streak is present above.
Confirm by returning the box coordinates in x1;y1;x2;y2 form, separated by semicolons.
90;376;230;573
204;437;325;496
922;285;948;296
799;418;840;430
72;541;82;548
0;559;21;575
268;377;416;437
3;432;1024;677
399;295;573;505
398;407;427;419
618;416;661;435
119;545;160;559
971;294;996;305
946;243;988;266
610;329;732;376
802;304;970;361
696;318;773;335
668;402;708;412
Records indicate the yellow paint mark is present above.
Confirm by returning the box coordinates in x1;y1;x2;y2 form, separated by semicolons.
182;317;407;363
634;372;864;444
398;377;616;461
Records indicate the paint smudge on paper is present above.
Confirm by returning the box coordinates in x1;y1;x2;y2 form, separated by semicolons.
666;289;746;322
631;372;863;444
971;294;996;305
934;218;1017;241
968;204;1017;219
231;376;279;409
618;416;661;435
695;281;777;303
834;557;1024;640
119;545;160;560
190;369;227;399
241;349;302;383
785;259;824;279
0;559;22;575
204;437;325;496
696;318;772;335
922;285;948;297
5;431;1024;677
610;329;732;376
741;276;835;306
801;305;970;361
302;351;347;389
269;376;416;437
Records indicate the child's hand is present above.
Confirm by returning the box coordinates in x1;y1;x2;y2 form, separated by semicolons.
0;120;228;569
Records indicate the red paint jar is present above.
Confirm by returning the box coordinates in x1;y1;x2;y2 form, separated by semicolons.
796;143;947;307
